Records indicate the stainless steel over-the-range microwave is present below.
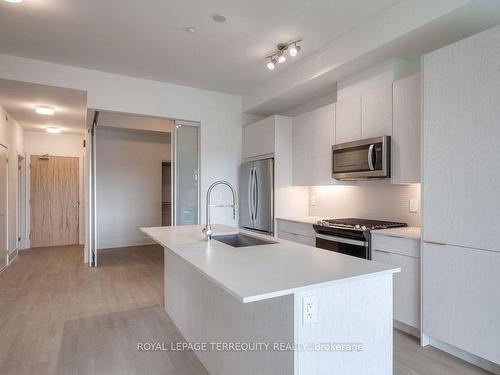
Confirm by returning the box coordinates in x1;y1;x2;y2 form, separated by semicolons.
331;136;391;180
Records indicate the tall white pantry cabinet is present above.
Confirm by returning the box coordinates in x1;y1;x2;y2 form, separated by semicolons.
422;24;500;366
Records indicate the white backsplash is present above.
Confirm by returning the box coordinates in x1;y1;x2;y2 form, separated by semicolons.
308;181;421;227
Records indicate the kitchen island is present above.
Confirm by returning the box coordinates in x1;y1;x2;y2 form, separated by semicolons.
142;224;399;375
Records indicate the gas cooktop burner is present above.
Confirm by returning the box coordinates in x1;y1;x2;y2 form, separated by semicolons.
316;218;407;232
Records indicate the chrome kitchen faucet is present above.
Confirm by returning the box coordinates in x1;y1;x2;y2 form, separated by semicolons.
202;181;238;240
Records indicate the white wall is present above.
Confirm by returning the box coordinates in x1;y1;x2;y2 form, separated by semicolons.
0;105;24;255
0;53;243;229
309;182;421;227
24;131;85;245
96;128;170;249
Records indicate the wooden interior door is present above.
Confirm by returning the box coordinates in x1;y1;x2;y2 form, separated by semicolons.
30;155;79;248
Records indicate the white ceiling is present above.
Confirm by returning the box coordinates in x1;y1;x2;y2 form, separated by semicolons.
0;0;402;95
0;78;87;134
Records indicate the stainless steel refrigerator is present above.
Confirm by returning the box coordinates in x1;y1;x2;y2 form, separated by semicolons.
239;158;274;234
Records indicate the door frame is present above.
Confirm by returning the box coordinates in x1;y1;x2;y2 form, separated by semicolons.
16;153;26;251
0;143;8;270
26;152;85;249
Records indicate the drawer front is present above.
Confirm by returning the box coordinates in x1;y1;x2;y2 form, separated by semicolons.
276;220;315;238
277;231;315;247
372;250;420;329
372;234;420;258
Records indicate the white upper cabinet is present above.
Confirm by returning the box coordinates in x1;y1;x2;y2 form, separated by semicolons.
392;73;421;184
292;103;336;186
312;104;336;186
361;82;393;138
335;94;361;144
292;111;314;186
423;26;500;251
243;116;275;159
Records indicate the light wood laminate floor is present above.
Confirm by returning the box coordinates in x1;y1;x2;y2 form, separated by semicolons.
0;245;492;375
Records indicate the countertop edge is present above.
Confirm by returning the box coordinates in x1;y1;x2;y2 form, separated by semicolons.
371;227;421;240
275;217;323;225
241;268;401;303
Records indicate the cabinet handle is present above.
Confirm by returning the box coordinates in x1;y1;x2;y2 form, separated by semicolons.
425;241;447;246
374;249;391;254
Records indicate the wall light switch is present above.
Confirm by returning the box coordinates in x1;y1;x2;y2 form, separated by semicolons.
310;194;317;206
409;199;419;213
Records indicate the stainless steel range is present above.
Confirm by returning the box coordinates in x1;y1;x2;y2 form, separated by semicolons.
313;218;407;259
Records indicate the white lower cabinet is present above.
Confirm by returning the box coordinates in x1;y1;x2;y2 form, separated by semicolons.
371;234;420;333
276;219;316;247
423;242;500;364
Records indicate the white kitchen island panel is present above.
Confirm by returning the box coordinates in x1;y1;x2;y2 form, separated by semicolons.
143;224;398;375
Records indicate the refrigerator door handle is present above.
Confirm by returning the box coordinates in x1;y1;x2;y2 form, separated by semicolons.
248;167;254;223
253;170;258;220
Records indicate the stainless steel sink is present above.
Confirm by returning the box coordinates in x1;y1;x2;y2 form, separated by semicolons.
212;233;276;248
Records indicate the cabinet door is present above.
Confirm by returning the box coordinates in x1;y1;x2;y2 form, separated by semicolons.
423;242;500;363
312;104;335;186
422;28;500;251
361;82;393;138
392;74;420;184
243;117;275;159
372;249;420;329
335;95;361;144
292;111;313;186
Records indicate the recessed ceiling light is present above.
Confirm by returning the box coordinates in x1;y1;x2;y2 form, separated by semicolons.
185;27;197;34
35;105;55;116
213;14;227;23
46;127;61;134
4;0;23;3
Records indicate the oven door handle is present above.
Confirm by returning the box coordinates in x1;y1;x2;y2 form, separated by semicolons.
316;233;368;247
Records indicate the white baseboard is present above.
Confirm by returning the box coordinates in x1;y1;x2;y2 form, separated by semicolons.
7;248;18;264
394;320;420;338
427;336;500;374
97;236;156;250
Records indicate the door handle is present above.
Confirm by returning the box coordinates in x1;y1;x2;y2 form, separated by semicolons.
368;144;375;171
248;168;254;223
253;171;258;220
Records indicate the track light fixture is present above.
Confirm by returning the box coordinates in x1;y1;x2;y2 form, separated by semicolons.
267;56;277;70
265;39;302;70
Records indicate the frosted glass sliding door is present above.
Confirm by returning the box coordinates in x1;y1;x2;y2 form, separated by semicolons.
173;120;200;225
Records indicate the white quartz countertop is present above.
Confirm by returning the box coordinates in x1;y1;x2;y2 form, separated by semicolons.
141;225;399;304
371;227;421;240
275;216;325;224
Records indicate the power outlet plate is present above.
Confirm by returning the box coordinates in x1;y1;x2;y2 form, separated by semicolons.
302;295;318;325
409;199;419;213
